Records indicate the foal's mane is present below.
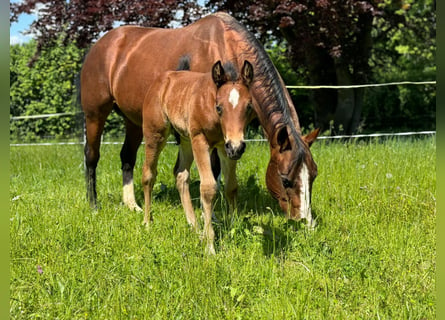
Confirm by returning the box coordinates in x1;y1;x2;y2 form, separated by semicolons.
214;12;306;162
222;62;239;82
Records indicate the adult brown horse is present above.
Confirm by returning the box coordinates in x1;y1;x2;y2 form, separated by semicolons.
142;58;254;254
81;12;319;226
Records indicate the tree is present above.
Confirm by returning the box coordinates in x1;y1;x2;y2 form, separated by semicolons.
363;0;436;132
11;0;435;134
207;0;435;134
10;0;201;64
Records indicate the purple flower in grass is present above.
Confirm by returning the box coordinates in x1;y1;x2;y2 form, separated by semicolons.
37;265;43;275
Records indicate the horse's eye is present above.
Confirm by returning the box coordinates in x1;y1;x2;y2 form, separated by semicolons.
282;178;292;189
216;105;223;115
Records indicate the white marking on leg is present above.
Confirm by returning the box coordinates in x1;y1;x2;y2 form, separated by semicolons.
299;164;311;221
123;172;142;211
229;88;240;109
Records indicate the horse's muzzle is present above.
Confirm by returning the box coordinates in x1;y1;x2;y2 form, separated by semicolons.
225;141;246;160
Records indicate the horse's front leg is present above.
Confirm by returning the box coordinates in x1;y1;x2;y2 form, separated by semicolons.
191;134;217;254
121;119;143;212
142;131;167;226
217;147;239;214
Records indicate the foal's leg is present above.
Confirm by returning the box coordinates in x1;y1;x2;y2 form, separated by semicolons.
191;134;217;254
83;103;113;209
120;119;143;211
142;131;167;226
217;147;239;214
173;140;198;231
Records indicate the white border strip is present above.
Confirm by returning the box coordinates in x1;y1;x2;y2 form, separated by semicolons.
10;131;436;147
286;81;436;89
316;130;435;140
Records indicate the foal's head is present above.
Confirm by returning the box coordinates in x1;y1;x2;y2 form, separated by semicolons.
211;60;254;160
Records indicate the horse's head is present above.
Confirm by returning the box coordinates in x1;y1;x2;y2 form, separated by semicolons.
211;60;254;160
266;127;320;225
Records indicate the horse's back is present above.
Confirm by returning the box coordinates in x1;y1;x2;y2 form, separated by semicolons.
147;70;214;116
80;13;263;125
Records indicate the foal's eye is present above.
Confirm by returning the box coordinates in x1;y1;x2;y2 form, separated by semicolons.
216;105;223;115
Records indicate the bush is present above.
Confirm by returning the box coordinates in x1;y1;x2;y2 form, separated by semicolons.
10;40;85;141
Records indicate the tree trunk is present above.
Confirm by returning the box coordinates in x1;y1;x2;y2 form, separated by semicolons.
303;46;337;133
334;63;355;134
351;87;365;133
282;10;373;135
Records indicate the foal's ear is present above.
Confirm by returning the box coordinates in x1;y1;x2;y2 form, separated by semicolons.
303;128;320;147
212;61;226;88
277;126;292;153
241;60;254;87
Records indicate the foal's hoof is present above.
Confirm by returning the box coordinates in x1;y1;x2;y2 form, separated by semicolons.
141;219;152;229
199;233;216;255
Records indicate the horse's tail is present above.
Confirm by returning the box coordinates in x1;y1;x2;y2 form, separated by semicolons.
74;50;90;150
72;70;86;147
177;55;191;71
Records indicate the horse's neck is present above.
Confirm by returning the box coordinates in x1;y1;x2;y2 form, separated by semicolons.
216;23;302;138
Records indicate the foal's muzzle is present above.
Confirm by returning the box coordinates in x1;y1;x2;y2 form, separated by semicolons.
225;141;246;160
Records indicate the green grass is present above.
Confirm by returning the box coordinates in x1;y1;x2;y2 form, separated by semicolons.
10;137;436;319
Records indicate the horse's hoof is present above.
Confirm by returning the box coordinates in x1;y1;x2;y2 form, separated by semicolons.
306;218;317;230
126;201;143;212
206;244;216;255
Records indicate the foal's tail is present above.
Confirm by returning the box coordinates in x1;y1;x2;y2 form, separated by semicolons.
177;55;191;71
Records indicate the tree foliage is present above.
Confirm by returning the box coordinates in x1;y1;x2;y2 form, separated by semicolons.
363;0;436;131
10;39;85;141
10;0;201;63
207;0;435;133
10;0;435;139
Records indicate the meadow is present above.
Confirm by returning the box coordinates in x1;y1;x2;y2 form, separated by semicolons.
10;136;436;319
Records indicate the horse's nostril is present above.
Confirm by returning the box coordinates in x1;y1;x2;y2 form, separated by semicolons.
225;142;231;151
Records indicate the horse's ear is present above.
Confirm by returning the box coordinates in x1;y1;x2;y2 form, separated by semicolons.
212;61;226;88
241;60;254;87
303;128;320;147
277;126;292;153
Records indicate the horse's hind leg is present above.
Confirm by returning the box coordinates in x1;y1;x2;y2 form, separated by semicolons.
120;119;143;211
210;148;221;181
84;105;112;209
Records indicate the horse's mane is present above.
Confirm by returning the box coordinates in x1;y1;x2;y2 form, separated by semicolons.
214;12;306;162
177;55;238;82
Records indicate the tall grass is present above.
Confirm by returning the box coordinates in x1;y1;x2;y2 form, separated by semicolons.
10;137;436;319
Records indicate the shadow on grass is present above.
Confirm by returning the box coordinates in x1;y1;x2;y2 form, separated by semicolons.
133;173;320;257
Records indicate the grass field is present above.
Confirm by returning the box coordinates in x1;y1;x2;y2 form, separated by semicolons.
10;136;436;319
